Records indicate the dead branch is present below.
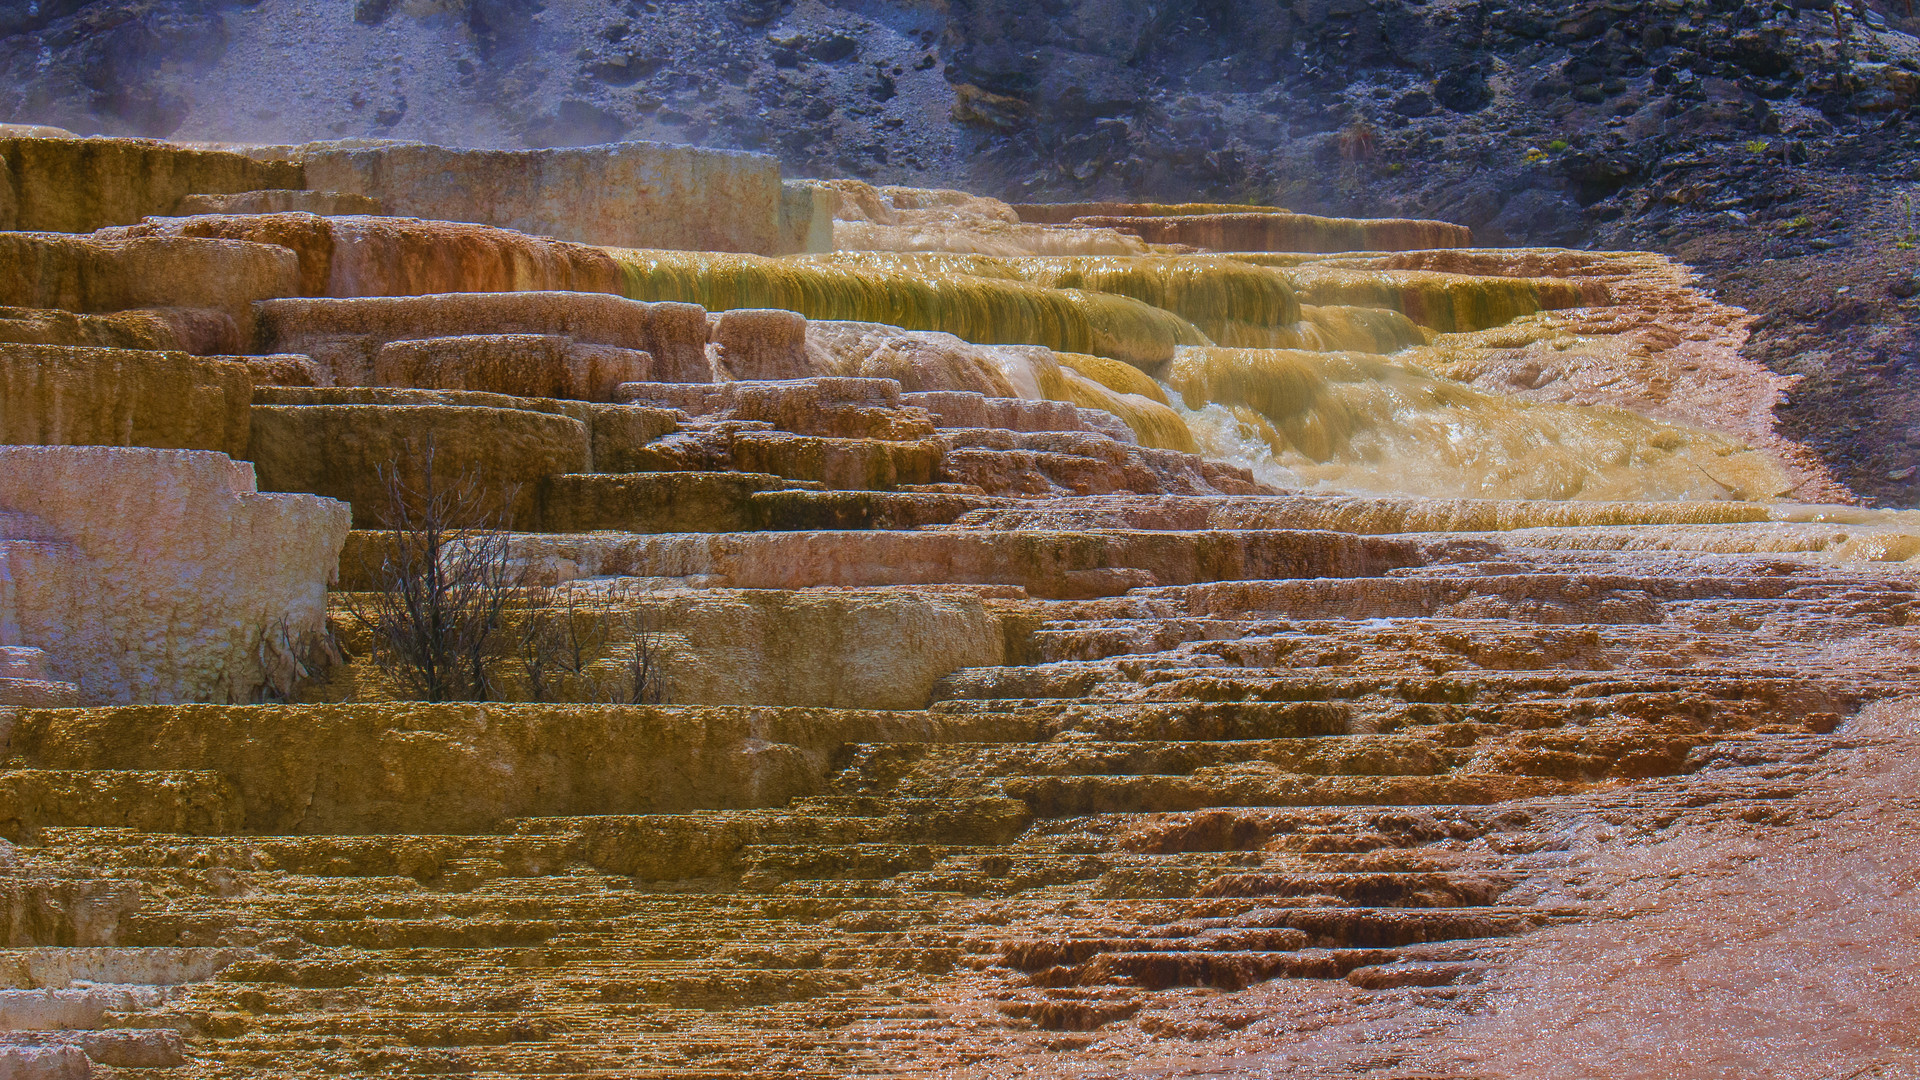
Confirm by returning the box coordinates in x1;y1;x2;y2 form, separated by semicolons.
344;436;521;702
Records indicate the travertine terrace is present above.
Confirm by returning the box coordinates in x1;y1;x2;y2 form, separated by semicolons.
0;134;1914;1079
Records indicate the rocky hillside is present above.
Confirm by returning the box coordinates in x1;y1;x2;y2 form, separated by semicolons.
4;0;1918;500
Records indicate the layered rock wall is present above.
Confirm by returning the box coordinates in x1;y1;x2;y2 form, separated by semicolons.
0;138;302;233
172;189;383;216
109;212;630;300
255;291;710;386
0;344;251;457
371;334;650;402
1071;212;1474;253
0;232;297;344
299;141;795;255
614;249;1212;369
249;404;588;528
4;702;1014;833
490;527;1431;598
0;305;240;355
0;447;348;704
1283;265;1606;333
253;385;680;473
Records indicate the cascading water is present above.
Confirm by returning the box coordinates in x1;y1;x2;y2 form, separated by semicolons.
1164;346;1790;502
620;187;1805;505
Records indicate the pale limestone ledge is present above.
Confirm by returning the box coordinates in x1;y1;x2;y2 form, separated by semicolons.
293;140;803;255
0;447;349;705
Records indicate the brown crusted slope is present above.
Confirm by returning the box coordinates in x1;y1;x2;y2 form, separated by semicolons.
0;133;1913;1077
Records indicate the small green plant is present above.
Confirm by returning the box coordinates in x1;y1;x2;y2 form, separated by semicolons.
1782;215;1812;231
1900;193;1917;250
1524;147;1549;163
1386;161;1405;174
1744;138;1770;154
1547;139;1570;152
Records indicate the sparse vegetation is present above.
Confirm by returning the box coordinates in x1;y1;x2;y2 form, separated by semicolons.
1547;139;1569;152
605;586;670;706
1745;138;1771;155
252;615;344;704
518;582;606;703
345;438;520;703
517;579;670;705
1336;120;1377;165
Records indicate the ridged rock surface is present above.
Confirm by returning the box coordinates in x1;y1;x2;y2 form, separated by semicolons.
172;190;382;216
371;334;651;403
0;305;241;355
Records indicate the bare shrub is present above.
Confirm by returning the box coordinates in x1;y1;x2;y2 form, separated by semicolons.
252;615;345;703
518;582;606;703
514;580;668;704
344;438;520;702
606;584;669;705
